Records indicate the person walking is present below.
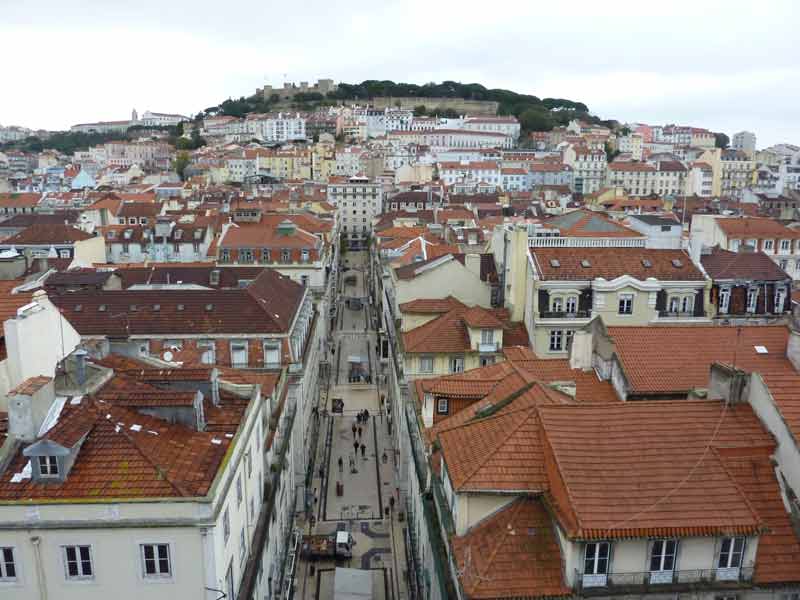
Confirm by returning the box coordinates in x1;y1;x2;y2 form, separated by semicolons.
351;422;357;439
353;440;359;456
338;457;343;473
360;443;366;459
358;426;362;439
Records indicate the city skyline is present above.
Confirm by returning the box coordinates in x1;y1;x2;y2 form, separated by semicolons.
1;0;798;147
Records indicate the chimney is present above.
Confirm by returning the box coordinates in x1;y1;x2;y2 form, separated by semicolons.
569;328;594;371
708;362;749;405
211;368;220;407
7;377;56;442
74;348;88;387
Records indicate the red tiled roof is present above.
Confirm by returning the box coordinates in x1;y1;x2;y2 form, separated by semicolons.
399;296;465;314
9;376;51;396
532;247;703;281
701;247;789;280
0;281;34;324
0;399;231;500
716;217;799;238
3;224;93;245
452;497;571;599
540;401;772;539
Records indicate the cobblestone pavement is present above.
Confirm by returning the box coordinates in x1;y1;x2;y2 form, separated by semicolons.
292;251;408;600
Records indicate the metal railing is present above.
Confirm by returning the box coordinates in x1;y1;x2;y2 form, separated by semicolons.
576;566;754;592
539;310;591;319
657;310;706;318
528;237;646;248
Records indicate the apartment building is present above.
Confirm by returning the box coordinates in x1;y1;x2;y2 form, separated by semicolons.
525;247;709;356
326;176;383;245
461;116;520;139
387;129;513;150
690;214;800;280
733;130;757;155
245;113;306;143
562;146;606;194
437;160;500;188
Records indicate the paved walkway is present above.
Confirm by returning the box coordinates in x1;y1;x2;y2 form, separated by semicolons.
294;251;408;600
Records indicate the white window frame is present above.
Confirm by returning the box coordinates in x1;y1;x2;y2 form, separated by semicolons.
480;329;494;345
198;340;215;365
775;287;787;313
780;239;790;252
63;545;94;581
437;398;449;414
746;287;759;313
263;340;281;368
618;294;634;315
716;537;745;581
583;541;610;586
419;355;434;373
139;543;172;580
549;329;564;352
551;297;563;312
764;239;774;251
649;539;677;583
0;546;17;582
449;356;464;373
231;340;248;367
719;287;731;314
681;295;692;313
38;455;59;478
565;295;578;314
669;296;680;313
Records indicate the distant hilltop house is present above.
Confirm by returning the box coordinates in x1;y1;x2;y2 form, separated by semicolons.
259;78;338;100
70;109;189;134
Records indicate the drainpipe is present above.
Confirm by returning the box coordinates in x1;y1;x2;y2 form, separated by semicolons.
31;536;48;600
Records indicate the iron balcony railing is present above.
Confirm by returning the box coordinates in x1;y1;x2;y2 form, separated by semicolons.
539;310;591;319
576;566;754;592
657;310;706;318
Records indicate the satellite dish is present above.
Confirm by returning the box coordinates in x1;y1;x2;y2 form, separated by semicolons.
163;351;174;362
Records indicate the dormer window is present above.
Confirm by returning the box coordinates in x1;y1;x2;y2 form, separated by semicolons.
38;455;59;478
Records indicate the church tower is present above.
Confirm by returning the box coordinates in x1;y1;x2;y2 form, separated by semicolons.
131;108;138;123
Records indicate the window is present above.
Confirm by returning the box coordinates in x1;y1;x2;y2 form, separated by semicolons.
618;294;634;315
236;475;243;506
0;547;16;581
140;544;171;578
419;356;434;373
719;287;731;314
746;287;758;313
775;287;787;313
198;340;215;365
718;537;745;569
480;329;494;345
681;295;692;313
301;249;309;263
63;545;93;580
281;248;291;262
239;248;254;263
437;398;449;414
38;455;58;478
584;541;610;575
650;539;677;573
549;329;563;352
231;341;248;367
223;507;231;542
780;259;788;270
764;239;774;251
263;341;281;368
449;356;464;373
59;249;71;259
780;239;790;252
565;296;578;314
669;296;680;313
220;248;230;263
551;297;563;312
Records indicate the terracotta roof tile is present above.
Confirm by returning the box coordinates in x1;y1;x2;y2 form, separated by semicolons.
716;217;800;238
452;497;571;599
3;224;93;244
539;401;772;539
701;247;789;280
532;247;703;281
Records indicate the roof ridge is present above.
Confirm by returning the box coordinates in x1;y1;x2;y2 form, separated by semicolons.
469;497;527;592
711;446;768;533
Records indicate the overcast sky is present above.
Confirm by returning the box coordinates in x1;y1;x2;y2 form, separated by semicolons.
1;0;798;147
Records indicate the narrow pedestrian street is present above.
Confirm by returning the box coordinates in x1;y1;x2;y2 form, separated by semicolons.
292;249;408;600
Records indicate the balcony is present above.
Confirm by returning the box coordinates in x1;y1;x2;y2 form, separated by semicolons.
657;310;706;319
539;310;591;319
478;342;499;353
576;567;753;594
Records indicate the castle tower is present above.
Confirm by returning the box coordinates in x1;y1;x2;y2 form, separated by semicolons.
131;109;138;123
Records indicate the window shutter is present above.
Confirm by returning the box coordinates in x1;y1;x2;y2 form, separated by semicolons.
730;286;746;314
693;291;704;316
756;284;766;313
765;284;775;314
655;290;667;311
538;289;550;313
579;289;592;312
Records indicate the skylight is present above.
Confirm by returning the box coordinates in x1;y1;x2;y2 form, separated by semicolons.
550;259;560;268
754;345;768;354
642;259;652;268
580;259;591;268
671;259;683;268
